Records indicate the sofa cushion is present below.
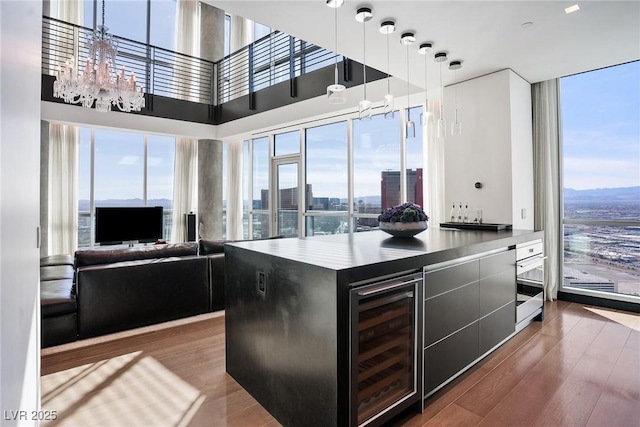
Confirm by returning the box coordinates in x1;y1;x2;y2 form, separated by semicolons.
40;264;74;281
74;242;198;268
41;278;76;318
40;254;73;267
42;313;77;348
199;235;285;255
199;239;226;255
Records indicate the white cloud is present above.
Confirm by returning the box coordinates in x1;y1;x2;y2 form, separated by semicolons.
563;157;640;190
118;155;139;166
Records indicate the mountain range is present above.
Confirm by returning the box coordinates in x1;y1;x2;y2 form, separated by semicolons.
564;186;639;203
78;186;639;209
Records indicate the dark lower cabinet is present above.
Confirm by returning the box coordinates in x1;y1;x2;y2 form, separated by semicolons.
424;248;516;396
479;301;516;354
424;321;479;394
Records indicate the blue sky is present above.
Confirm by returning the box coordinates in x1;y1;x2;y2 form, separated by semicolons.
561;60;640;191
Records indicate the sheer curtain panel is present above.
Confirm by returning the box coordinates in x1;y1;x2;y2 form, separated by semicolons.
174;0;201;101
171;138;198;243
225;140;244;240
48;124;78;255
532;79;562;301
425;103;446;227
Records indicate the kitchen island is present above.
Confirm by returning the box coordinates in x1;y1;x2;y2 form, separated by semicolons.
225;228;543;427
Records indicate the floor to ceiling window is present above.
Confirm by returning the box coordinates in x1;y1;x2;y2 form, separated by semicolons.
77;128;175;248
83;0;176;50
560;60;640;301
305;121;349;236
240;107;425;239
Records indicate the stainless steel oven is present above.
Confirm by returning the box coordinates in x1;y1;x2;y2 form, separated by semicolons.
350;272;423;427
516;240;545;328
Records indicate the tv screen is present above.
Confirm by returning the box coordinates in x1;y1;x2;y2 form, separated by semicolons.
95;206;164;245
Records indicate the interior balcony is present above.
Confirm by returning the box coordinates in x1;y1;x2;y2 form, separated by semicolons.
41;16;387;126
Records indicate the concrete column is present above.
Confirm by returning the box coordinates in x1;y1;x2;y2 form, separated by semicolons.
40;120;50;257
198;139;223;239
200;2;224;62
197;4;225;240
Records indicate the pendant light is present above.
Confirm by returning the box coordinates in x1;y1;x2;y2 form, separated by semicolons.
356;7;373;120
401;32;416;138
418;42;432;126
449;60;463;136
434;51;448;138
326;0;346;104
379;20;395;119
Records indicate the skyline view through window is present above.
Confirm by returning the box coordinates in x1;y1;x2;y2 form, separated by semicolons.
561;60;640;299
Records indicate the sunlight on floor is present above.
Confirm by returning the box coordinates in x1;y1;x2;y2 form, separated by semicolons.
584;306;640;331
41;351;205;426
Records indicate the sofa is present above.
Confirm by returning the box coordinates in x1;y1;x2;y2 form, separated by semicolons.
73;242;209;340
40;255;77;348
40;237;283;348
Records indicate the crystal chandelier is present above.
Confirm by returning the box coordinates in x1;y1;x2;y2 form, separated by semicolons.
53;0;145;113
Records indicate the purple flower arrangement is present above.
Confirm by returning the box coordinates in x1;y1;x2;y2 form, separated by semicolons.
378;203;429;223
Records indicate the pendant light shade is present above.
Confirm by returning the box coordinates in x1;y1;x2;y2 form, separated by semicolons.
357;7;373;119
380;20;395;119
418;42;432;126
327;1;346;104
401;32;415;138
434;51;448;138
449;60;463;136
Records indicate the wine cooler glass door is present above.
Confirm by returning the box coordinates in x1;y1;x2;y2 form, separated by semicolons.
350;272;423;426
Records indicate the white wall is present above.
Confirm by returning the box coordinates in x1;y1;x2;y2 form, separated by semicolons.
443;69;533;228
1;1;43;425
509;71;534;230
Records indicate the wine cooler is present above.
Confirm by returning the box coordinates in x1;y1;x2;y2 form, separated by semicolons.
350;272;423;426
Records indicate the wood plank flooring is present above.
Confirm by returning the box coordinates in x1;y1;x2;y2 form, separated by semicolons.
40;301;640;427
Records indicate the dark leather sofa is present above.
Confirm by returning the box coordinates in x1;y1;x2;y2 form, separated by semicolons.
40;237;283;348
40;255;77;348
73;242;209;339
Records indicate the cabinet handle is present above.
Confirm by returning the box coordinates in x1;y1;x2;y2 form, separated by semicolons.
358;279;421;297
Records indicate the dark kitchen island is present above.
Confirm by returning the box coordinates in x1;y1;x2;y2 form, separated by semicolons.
225;228;543;427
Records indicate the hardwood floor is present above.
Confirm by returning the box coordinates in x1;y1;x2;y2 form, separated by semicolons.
40;301;639;427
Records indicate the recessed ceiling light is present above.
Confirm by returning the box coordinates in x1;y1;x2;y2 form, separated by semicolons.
565;4;580;14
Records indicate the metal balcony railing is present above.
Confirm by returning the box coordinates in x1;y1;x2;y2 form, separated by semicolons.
42;16;340;107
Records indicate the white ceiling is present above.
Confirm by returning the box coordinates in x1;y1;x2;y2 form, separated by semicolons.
205;0;640;90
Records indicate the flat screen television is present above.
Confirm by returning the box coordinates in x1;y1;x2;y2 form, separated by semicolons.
95;206;164;245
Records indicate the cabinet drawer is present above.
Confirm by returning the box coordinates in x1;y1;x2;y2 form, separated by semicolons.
424;281;479;347
479;302;516;355
424;321;479;396
424;259;478;299
479;268;515;316
479;250;515;278
516;240;543;260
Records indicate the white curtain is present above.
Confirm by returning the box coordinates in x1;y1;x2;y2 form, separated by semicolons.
424;100;446;226
226;141;244;240
171;138;198;243
48;124;78;255
230;15;254;52
228;15;254;99
174;0;201;101
532;79;562;301
51;0;83;24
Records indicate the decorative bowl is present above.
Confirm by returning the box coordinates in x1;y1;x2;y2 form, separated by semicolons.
379;221;428;238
